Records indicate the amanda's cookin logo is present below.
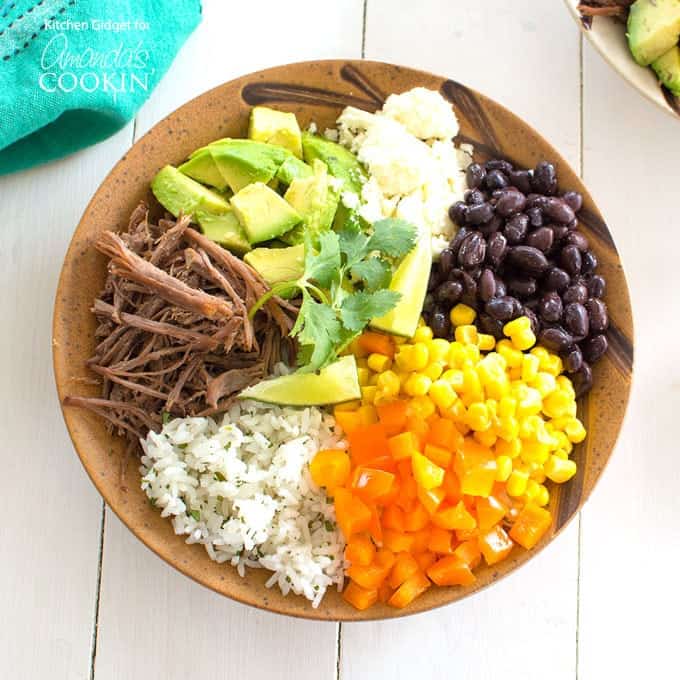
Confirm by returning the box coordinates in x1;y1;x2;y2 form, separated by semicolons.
38;28;153;99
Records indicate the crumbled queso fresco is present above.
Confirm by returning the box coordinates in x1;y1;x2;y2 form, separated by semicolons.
328;87;471;256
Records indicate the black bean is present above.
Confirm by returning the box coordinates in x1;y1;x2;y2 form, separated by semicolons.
543;266;570;293
507;245;550;275
504;213;529;244
539;326;573;352
588;275;606;298
525;226;554;253
582;334;608;364
485;296;518;321
423;293;434;312
564;231;589;251
449;201;468;225
466;202;494;225
566;217;578;230
539;292;563;322
523;306;540;335
479;268;497;302
508;169;532;194
509;297;524;317
486;232;508;268
563;283;588;305
431;311;449;338
494;276;507;298
465;188;486;206
484;169;509;191
542;197;575;225
466;163;486;190
458;232;487;267
495;189;527;217
453;270;478;302
427;269;441;292
439;248;455;276
549;224;570;241
485;159;514;174
572;361;593;398
564;302;589;337
507;275;537;298
561;244;582;276
581;250;598;274
526;206;544;228
478;313;506;340
435;280;463;304
523;297;540;311
526;194;549;209
585;298;608;332
531;161;557;195
449;227;470;256
478;214;503;237
564;345;583;373
562;190;583;212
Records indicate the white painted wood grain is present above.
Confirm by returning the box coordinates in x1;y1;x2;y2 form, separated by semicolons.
578;41;680;680
342;4;582;679
0;125;134;680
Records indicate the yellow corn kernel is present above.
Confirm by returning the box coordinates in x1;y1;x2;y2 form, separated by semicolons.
503;316;531;337
507;469;530;497
496;339;523;368
369;373;380;386
463;343;481;364
356;367;371;386
467;402;491;431
409;395;436;419
355;357;369;369
520;440;550;465
367;352;391;373
403;373;432;397
442;368;465;392
423;362;444;381
511;329;536;351
533;372;557;397
442;398;467;422
553;448;569;460
410;343;430;371
556;375;576;399
535;484;550;507
542;390;574;419
530;346;550;361
361;385;378;404
496;436;521;459
565;418;587;443
450;303;476;327
495;455;513;482
497;416;520;442
525;479;541;502
485;399;498;419
393;335;408;345
530;465;547;483
462;366;483;397
357;404;378;425
427;338;450;363
518;414;541;439
542;354;563;376
446;342;466;368
478;333;496;351
517;387;543;418
334;399;361;412
498;395;517;419
520;354;540;383
474;429;497;448
455;324;478;346
376;370;400;397
413;326;433;343
544;455;577;483
429;379;457;410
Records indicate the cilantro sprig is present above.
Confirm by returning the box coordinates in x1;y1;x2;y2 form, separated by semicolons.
249;217;417;372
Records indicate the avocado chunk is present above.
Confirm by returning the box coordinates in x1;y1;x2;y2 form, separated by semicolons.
653;45;680;94
209;139;292;193
628;0;680;66
249;106;303;159
239;356;360;406
282;160;340;245
301;132;367;195
197;210;250;254
243;244;304;297
230;182;302;244
276;156;314;185
178;150;228;191
151;165;230;219
370;236;431;338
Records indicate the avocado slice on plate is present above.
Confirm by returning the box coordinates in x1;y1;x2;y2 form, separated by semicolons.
249;106;303;159
276;156;314;185
243;244;304;296
151;165;231;218
628;0;680;66
653;45;680;95
301;132;366;194
178;150;228;191
239;356;361;406
197;210;250;254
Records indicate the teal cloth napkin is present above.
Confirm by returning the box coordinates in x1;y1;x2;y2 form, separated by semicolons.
0;0;201;174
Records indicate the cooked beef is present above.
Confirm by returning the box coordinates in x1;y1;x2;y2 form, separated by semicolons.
577;1;632;18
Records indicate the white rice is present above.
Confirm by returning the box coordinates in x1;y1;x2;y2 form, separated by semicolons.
140;400;347;607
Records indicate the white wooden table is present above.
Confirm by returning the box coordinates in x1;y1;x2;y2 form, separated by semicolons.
1;2;677;678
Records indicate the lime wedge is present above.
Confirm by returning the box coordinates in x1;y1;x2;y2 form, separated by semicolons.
239;356;360;406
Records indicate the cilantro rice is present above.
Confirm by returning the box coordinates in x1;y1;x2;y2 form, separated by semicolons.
140;401;347;607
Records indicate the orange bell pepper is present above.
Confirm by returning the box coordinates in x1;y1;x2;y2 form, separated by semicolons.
358;331;395;358
424;443;452;468
382;529;414;553
351;467;395;502
475;495;508;532
403;502;429;532
310;449;351;492
432;501;477;531
455;527;479;543
343;581;378;610
375;548;396;571
428;417;463;452
378;580;393;604
409;527;432;553
442;470;462;504
334;410;362;435
427;555;476;587
414;551;437;572
347;423;390;466
382;504;406;532
388;571;431;608
347;562;390;589
509;503;552;550
377;399;409;435
427;526;454;554
412;451;445;490
334;488;372;539
453;540;482;569
479;525;514;565
345;534;375;567
366;502;383;546
388;552;420;589
417;486;446;515
388;431;419;461
406;415;430;447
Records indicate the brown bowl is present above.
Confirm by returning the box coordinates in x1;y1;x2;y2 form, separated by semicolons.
53;60;633;621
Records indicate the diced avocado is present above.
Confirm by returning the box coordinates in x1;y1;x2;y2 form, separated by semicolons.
276;156;314;185
151;165;230;219
249;106;303;158
209;139;291;193
370;236;431;338
197;210;250;254
301;132;367;194
282;160;340;245
627;0;680;66
178;150;228;191
239;356;360;406
231;182;302;244
653;45;680;95
243;244;304;297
